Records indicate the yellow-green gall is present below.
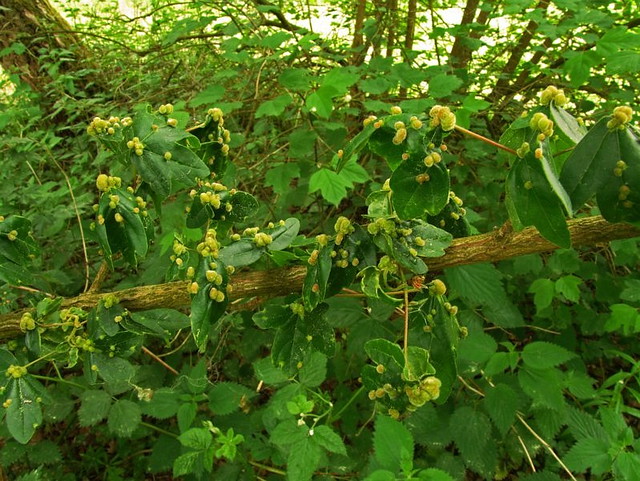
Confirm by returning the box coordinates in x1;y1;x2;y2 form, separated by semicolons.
208;107;223;121
315;234;329;247
308;249;319;266
166;118;178;127
368;390;376;400
188;282;199;294
376;364;385;374
226;265;235;275
607;106;633;130
164;152;172;160
7;230;17;241
114;315;123;323
19;313;36;331
394;121;406;130
392;127;407;145
409;248;418;257
390;105;402;115
5;365;27;379
524;180;534;190
114;213;124;223
410;116;423;129
186;266;195;278
535;148;543;159
253;232;273;247
3;399;12;408
429;105;456;131
516;142;530;158
373;119;384;129
363;115;377;127
430;279;447;296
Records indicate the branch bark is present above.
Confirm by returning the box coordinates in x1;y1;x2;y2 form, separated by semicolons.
1;215;638;339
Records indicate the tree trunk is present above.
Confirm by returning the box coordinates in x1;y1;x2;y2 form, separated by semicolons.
351;0;368;64
0;0;90;91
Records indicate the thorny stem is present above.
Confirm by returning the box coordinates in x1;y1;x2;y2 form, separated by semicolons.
454;125;517;155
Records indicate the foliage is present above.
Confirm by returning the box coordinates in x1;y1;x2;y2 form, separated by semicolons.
1;0;640;480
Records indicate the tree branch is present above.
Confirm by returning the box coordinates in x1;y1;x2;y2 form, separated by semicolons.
1;215;638;339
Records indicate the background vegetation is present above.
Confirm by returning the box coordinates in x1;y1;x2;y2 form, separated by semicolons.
1;0;640;479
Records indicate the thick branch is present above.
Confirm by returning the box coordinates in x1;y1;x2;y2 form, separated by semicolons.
1;215;638;339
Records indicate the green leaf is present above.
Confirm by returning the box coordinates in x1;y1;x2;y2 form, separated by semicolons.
4;377;44;444
555;275;582;302
445;263;523;327
518;366;565;410
365;338;405;369
309;168;351;205
26;440;61;465
268;218;300;251
450;406;496;478
190;258;229;350
271;419;309;446
218;239;262;267
612;450;640;479
306;87;335;118
265;162;300;194
179;427;212;450
299;351;327;387
340;156;370;185
563;50;601;87
403;346;436;381
549;104;586;144
267;303;335;374
390;158;450;218
506;152;570;248
78;390;112;427
173;451;200;477
303;246;332;310
529;278;555;312
313;425;346;455
141;388;180;419
483;383;519;435
208;382;254;415
255;94;292;118
605;304;640;335
107;399;141;437
373;414;414;473
253;357;289;384
428;74;463;98
418;468;456;481
522;341;576;369
287;435;321;481
278;68;312;91
564;438;611;474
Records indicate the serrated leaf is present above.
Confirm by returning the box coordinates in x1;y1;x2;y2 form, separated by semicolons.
555;275;582;302
255;94;293;118
521;341;575;369
78;390;112;427
299;351;327;387
141;388;180;419
373;414;414;473
265;162;300;194
566;407;607;441
287;435;321;481
173;451;200;477
253;357;289;384
483;384;519;435
450;406;496;478
313;425;346;455
208;382;254;415
309;168;351;205
563;437;611;474
518;366;565;410
529;278;555;312
418;468;456;481
179;427;212;449
26;440;61;465
107;399;141;437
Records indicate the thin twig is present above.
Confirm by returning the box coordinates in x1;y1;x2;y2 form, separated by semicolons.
454;125;517;155
516;429;537;472
141;346;179;375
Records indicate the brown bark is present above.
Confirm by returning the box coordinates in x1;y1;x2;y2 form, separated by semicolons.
351;0;367;64
0;0;89;91
385;0;398;58
449;0;481;69
1;216;638;340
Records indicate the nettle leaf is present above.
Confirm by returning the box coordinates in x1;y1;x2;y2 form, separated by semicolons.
95;187;149;269
107;399;141;437
287;434;321;481
4;376;44;444
450;406;496;478
129;110;209;197
255;94;292;118
555;275;582;302
373;414;414;474
313;425;346;455
518;366;565;410
141;388;180;419
483;383;520;436
391;156;450;219
521;341;576;369
190;257;229;351
78;390;112;427
563;437;611;474
445;263;523;328
208;382;254;415
506;151;570;248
